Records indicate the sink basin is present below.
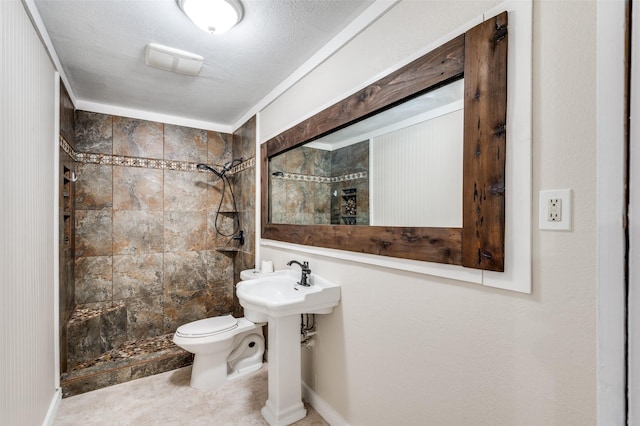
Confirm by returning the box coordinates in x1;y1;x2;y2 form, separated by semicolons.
236;270;340;321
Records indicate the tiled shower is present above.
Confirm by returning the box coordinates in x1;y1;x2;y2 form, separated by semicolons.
58;83;256;396
269;141;369;226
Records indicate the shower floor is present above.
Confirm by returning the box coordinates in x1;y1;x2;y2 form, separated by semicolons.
61;333;193;397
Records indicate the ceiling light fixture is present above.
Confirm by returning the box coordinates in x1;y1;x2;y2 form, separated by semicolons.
178;0;243;34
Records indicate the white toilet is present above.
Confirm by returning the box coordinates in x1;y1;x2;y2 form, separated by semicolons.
173;315;264;391
173;269;269;391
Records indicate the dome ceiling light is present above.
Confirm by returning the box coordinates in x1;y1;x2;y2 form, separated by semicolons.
178;0;244;34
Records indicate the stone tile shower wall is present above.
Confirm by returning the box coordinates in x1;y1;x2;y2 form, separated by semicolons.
58;82;76;374
73;111;237;359
231;116;257;313
269;141;369;226
330;141;370;225
270;146;332;225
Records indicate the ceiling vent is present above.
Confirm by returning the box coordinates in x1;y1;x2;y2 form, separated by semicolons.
145;43;203;76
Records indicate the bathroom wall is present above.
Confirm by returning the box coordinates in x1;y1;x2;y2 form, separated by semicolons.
72;111;237;355
259;0;598;424
1;1;58;424
231;115;257;315
370;110;462;227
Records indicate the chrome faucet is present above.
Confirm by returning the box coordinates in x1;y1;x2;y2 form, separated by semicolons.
287;260;311;286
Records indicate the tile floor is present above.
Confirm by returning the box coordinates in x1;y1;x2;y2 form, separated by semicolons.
54;364;329;426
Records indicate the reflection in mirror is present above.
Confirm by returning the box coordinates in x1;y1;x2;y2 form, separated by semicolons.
262;13;508;270
268;140;370;225
268;79;464;227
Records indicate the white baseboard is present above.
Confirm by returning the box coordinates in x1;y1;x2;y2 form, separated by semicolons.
43;388;62;426
302;381;349;426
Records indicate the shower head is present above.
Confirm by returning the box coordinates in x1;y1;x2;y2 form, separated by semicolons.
197;158;243;178
272;171;284;177
221;158;243;174
196;163;223;178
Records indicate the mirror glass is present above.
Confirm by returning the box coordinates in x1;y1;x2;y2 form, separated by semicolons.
268;78;464;227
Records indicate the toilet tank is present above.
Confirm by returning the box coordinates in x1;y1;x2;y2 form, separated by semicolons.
240;268;273;281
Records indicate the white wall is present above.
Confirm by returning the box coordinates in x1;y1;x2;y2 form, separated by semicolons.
371;109;463;227
1;1;60;424
259;0;597;424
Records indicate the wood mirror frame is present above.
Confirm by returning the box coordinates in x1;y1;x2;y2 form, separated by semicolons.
261;13;507;272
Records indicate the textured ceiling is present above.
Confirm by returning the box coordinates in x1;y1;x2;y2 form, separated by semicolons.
33;0;375;129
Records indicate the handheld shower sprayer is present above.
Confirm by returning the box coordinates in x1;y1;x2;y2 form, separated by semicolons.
196;163;223;178
196;158;244;245
196;158;243;179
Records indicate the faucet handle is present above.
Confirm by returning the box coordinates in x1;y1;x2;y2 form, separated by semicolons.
287;260;312;286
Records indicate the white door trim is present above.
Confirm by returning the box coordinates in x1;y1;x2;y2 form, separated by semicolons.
596;0;628;424
628;0;640;423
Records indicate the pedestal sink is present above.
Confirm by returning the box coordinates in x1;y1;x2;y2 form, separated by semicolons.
236;269;340;426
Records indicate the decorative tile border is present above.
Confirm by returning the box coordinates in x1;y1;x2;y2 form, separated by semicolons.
60;135;75;159
231;157;255;174
271;171;367;183
60;136;255;174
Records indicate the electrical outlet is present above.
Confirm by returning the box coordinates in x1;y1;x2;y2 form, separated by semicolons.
539;189;572;231
548;198;562;221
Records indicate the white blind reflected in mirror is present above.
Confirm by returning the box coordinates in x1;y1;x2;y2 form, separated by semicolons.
370;108;463;227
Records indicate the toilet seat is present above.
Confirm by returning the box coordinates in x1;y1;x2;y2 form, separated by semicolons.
175;315;238;338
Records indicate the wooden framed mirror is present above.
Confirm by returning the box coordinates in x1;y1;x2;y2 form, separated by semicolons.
261;13;507;272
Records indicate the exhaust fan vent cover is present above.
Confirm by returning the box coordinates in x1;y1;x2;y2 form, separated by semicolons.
145;43;203;76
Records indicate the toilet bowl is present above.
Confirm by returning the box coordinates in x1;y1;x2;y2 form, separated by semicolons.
173;315;265;391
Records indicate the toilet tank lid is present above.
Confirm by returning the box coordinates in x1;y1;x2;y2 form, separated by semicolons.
175;315;238;337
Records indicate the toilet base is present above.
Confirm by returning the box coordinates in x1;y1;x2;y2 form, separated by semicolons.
187;331;265;391
227;361;263;381
189;352;228;391
189;353;264;391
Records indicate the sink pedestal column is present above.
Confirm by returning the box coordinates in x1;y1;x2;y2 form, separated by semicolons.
261;314;306;426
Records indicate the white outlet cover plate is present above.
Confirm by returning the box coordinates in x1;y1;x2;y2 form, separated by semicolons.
539;189;572;231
